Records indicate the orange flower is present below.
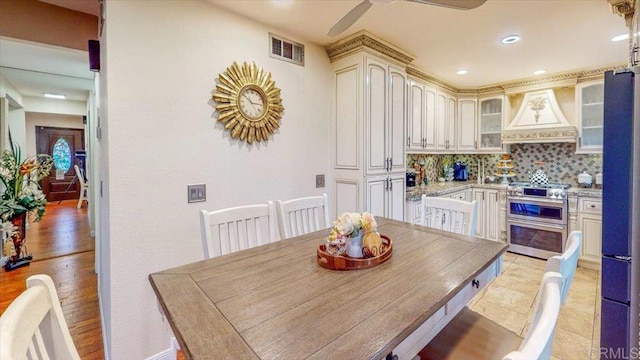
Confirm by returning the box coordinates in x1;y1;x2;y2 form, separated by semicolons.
20;159;37;175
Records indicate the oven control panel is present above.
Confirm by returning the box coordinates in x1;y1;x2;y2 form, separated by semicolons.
507;185;567;199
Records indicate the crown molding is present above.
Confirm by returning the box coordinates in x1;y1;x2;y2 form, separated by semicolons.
406;63;626;96
406;66;458;93
325;30;415;65
498;64;626;94
607;0;636;27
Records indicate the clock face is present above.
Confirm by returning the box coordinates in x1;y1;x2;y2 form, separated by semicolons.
239;87;266;120
212;61;284;144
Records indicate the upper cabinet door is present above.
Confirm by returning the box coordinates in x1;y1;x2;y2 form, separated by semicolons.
478;97;505;151
435;91;448;150
457;98;477;151
365;58;387;175
424;86;437;150
408;81;425;150
388;67;406;172
447;96;456;150
575;81;604;153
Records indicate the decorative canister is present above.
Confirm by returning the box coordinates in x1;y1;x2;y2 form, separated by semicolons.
595;172;603;189
578;171;593;188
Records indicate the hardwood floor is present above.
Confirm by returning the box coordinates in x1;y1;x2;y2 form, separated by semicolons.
0;200;104;360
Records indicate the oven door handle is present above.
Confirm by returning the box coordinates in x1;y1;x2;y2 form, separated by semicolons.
507;219;566;231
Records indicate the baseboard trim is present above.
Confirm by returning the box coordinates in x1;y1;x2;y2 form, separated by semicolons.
144;337;178;360
578;258;601;271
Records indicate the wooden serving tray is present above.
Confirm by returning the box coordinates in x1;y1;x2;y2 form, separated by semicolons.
317;235;392;271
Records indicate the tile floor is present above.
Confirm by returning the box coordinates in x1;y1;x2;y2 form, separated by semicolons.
468;251;601;360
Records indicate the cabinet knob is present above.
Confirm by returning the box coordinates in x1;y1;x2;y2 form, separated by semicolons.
472;279;480;288
590;204;596;208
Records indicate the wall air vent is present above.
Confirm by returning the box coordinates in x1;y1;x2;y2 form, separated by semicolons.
269;33;304;66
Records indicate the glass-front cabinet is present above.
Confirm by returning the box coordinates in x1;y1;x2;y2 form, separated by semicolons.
478;96;504;151
575;81;604;153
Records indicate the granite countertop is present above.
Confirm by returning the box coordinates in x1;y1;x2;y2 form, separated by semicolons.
567;187;602;198
406;182;602;200
406;181;507;201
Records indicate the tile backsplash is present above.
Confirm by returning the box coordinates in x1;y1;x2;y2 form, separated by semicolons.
407;143;602;187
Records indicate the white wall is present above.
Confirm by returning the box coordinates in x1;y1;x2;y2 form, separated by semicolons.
0;73;25;150
100;1;332;358
24;112;84;156
23;96;87;116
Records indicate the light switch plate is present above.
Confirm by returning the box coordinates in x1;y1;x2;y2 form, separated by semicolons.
188;184;206;203
315;174;325;188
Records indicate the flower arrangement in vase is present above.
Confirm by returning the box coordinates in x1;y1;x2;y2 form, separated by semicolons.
0;144;53;270
326;212;383;258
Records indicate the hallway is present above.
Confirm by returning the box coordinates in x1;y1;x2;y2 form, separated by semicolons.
0;200;104;359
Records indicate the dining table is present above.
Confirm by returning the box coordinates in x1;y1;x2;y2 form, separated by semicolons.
149;217;507;360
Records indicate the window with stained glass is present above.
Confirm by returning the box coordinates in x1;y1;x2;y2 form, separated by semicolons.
52;138;72;172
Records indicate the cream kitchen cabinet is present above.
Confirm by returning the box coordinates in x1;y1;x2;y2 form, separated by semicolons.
575;81;604;153
578;197;602;266
447;188;472;201
405;188;471;226
478;96;506;152
457;98;477;152
406;198;423;225
406;78;455;152
407;81;426;150
366;58;406;175
331;49;408;219
367;175;405;221
435;91;456;151
472;188;500;242
407;81;437;151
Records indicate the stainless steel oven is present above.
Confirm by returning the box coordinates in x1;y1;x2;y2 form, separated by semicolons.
506;183;570;259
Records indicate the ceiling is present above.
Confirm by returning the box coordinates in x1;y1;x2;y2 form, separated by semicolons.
0;0;98;103
209;0;630;88
0;38;93;102
0;0;631;104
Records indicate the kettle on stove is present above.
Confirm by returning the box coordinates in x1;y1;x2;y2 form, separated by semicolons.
528;169;548;185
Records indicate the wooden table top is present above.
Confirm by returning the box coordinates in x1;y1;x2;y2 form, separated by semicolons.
149;218;507;360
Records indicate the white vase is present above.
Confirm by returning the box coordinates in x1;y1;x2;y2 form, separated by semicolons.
346;230;364;258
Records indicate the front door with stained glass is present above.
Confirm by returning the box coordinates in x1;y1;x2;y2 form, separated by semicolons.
36;126;85;202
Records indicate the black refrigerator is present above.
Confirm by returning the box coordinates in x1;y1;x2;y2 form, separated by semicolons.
601;67;639;358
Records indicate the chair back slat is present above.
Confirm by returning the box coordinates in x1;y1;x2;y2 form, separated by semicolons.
0;275;80;360
503;272;563;360
276;194;330;239
545;231;582;303
421;195;478;236
200;202;277;259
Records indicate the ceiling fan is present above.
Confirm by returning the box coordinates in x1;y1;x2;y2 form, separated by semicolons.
327;0;487;37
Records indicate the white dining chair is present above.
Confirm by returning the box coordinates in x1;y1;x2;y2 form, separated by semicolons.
0;274;81;360
276;193;330;239
74;164;89;209
417;272;563;360
421;195;478;236
200;202;277;259
545;230;582;303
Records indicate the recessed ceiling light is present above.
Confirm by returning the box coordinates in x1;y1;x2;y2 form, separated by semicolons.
43;93;66;100
611;34;629;42
501;35;521;44
533;70;546;75
457;70;468;75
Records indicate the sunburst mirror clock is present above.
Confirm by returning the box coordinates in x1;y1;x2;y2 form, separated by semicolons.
212;62;284;144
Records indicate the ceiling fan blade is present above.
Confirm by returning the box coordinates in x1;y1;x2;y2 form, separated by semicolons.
405;0;487;10
327;0;373;37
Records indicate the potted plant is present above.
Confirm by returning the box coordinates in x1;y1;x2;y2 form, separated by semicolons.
0;143;53;270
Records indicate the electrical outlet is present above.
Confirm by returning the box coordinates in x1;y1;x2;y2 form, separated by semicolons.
315;174;325;188
188;184;206;203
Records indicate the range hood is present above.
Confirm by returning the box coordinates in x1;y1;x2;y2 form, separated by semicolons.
502;89;577;144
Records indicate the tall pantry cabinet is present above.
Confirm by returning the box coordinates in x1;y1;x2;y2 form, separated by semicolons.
331;50;408;221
